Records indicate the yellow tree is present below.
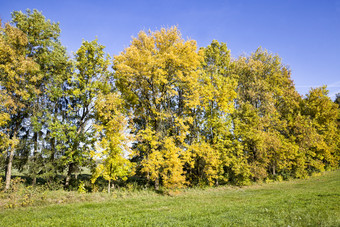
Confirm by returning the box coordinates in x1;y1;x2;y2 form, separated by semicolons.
114;27;202;189
92;93;134;193
302;86;339;171
233;48;301;182
0;22;39;189
186;40;237;186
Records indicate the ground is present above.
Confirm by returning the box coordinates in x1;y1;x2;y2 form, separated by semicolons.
0;170;339;226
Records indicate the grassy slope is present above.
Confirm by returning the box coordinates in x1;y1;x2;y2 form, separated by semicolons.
0;170;339;227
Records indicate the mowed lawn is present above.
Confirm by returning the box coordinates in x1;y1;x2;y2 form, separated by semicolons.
0;171;339;226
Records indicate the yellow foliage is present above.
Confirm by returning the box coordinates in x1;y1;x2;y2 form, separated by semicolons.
91;93;134;185
114;26;202;188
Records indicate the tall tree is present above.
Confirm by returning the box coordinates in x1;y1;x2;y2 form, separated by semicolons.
0;21;39;189
114;27;202;189
62;39;111;188
186;40;237;186
10;9;72;185
233;48;300;182
302;87;339;171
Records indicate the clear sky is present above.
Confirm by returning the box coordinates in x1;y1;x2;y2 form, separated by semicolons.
1;0;339;99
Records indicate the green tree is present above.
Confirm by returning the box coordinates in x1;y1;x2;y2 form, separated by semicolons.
10;9;72;185
63;39;111;188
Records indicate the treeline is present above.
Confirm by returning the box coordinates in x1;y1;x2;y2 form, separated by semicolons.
1;10;339;191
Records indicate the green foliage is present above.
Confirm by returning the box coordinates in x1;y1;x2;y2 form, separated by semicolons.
61;39;111;188
7;9;72;186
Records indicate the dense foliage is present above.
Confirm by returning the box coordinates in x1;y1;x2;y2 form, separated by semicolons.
1;10;339;192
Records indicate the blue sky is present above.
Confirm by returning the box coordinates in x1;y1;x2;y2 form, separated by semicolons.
1;0;339;99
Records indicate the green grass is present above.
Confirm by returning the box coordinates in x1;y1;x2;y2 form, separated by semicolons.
0;170;339;226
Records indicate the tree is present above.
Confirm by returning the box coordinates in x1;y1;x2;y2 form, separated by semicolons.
302;87;339;171
10;9;72;185
186;40;237;186
233;48;301;182
62;39;111;188
114;27;202;189
0;21;39;189
92;93;134;193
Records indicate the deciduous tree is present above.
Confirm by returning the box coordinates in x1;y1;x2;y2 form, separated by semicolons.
0;21;39;189
114;27;202;189
92;93;134;193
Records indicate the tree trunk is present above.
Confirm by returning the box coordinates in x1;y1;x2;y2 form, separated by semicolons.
49;136;56;180
5;131;18;191
108;179;111;193
32;132;38;186
155;177;159;190
5;146;15;190
32;176;37;186
65;163;74;188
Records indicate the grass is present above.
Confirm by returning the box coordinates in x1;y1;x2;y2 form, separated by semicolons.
0;170;339;226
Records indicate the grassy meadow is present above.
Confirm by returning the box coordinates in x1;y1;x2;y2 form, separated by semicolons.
0;170;339;226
